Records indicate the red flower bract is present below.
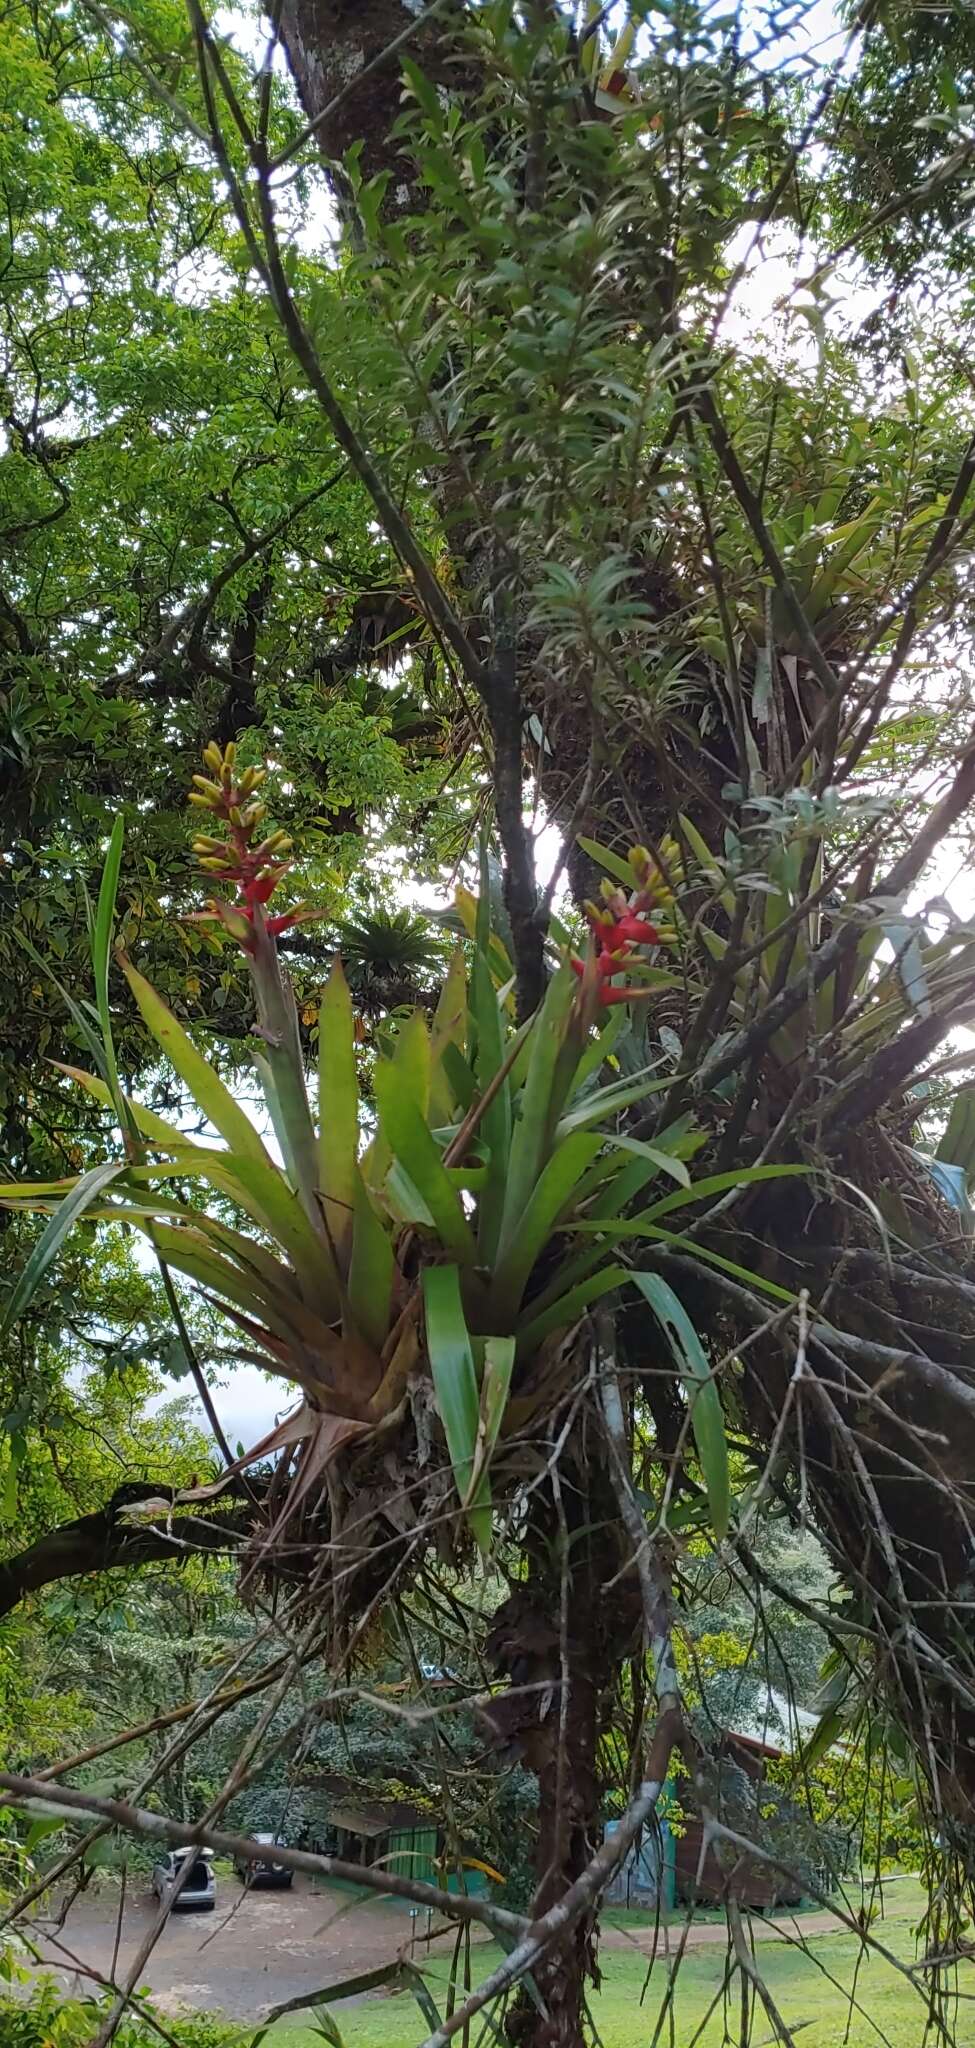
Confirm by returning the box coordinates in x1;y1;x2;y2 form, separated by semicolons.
571;898;660;1005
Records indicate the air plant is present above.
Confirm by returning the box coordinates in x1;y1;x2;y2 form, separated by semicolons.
1;750;746;1561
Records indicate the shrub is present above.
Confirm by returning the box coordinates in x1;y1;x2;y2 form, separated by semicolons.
0;1982;244;2048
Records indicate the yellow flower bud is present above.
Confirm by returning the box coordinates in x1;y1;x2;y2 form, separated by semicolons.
192;774;222;797
188;791;216;808
241;802;267;830
229;805;243;827
192;837;224;854
203;743;224;773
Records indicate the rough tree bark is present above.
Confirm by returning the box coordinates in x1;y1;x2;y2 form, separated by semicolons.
0;1483;252;1619
480;1433;639;2048
271;0;975;1929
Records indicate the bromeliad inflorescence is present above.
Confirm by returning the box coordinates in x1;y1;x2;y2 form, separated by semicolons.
188;742;312;949
571;843;670;1006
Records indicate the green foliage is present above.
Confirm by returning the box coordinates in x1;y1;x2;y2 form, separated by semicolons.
0;1981;243;2047
5;791;750;1552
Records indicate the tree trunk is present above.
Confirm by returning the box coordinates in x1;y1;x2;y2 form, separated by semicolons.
278;0;975;1924
481;1429;639;2048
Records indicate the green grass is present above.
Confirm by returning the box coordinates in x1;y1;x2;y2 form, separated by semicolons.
264;1901;963;2048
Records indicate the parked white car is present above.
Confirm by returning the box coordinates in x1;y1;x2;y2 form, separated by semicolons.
151;1846;216;1911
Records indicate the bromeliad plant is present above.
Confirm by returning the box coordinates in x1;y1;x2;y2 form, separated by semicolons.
1;748;741;1559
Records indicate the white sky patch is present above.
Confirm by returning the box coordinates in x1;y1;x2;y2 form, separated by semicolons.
150;1359;286;1448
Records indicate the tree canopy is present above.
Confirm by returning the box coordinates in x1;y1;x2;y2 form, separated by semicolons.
5;3;975;2045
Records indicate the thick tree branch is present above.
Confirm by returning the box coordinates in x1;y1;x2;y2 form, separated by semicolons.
0;1485;250;1619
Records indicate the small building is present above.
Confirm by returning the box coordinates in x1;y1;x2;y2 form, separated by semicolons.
673;1729;805;1909
302;1773;491;1897
603;1813;675;1910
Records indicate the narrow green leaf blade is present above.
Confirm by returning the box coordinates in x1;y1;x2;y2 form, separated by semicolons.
497;962;574;1261
464;1327;518;1523
516;1263;629;1355
1;1162;128;1335
375;1061;476;1263
602;1134;690;1188
490;1130;602;1321
630;1270;730;1540
53;1064;189;1147
120;956;271;1167
602;1163;809;1231
678;812;736;917
577;836;635;888
430;946;469;1126
555;1068;670;1139
938;1085;975;1175
92;815;126;1122
423;1264;487;1546
319;959;359;1256
472;947;511;1264
12;928;108;1080
348;1168;394;1351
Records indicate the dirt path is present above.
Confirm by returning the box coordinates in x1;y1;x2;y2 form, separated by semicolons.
28;1877;441;2021
602;1906;893;1954
24;1880;915;2021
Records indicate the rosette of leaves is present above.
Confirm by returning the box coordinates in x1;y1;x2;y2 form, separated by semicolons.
337;907;444;1014
0;751;763;1583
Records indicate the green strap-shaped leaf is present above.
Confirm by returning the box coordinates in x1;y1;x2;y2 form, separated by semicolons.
566;1004;628;1100
90;815;127;1127
602;1133;690;1188
576;836;635;888
148;1225;307;1346
53;1064;190;1147
516;1264;629;1356
497;962;574;1263
348;1168;394;1352
630;1271;730;1541
469;1334;516;1494
580;1162;808;1233
318;959;359;1257
430;945;469;1126
633;1226;796;1305
678;813;736;918
554;1068;671;1139
440;1040;476;1114
361;1009;432;1193
423;1264;490;1550
938;1085;975;1175
1;1161;129;1335
375;1060;476;1263
53;1065;339;1316
130;1156;339;1317
522;1154;670;1320
799;1706;846;1771
490;1131;602;1323
119;956;272;1167
472;948;511;1265
13;928;109;1081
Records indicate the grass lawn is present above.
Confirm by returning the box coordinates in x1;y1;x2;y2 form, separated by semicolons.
264;1895;967;2048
